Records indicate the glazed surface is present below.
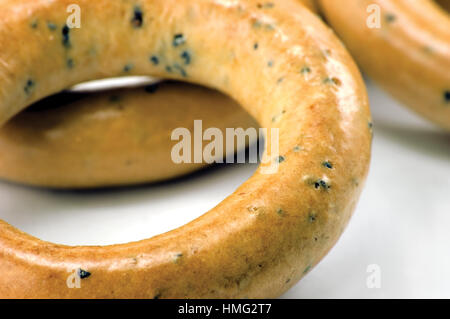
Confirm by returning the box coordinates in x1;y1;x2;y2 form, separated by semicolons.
318;0;450;129
0;82;256;188
0;0;317;189
0;0;371;298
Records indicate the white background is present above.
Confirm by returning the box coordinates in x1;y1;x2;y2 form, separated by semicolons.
0;79;449;298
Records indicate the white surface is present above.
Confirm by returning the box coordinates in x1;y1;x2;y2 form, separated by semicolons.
0;80;449;298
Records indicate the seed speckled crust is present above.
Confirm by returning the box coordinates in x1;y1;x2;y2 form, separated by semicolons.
0;0;371;298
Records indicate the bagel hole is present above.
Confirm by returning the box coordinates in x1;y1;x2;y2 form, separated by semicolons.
0;79;261;246
0;151;259;246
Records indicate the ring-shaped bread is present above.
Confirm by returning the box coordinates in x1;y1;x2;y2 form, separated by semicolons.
318;0;450;129
0;1;317;189
0;0;371;298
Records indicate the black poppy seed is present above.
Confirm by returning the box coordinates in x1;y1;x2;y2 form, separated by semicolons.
254;43;259;50
24;79;35;95
131;6;144;28
123;64;133;72
268;60;274;67
303;265;312;274
253;20;262;28
67;58;74;69
150;55;159;65
368;121;374;135
252;20;275;30
179;68;187;77
144;83;159;94
300;66;311;74
308;212;317;223
62;25;71;48
181;51;191;65
323;77;340;86
322;161;333;169
173;33;186;47
444;90;450;103
78;269;91;279
173;253;183;264
30;20;38;29
276;155;285;163
173;64;187;77
313;179;330;190
385;13;396;23
272;110;286;122
165;65;173;73
47;22;57;30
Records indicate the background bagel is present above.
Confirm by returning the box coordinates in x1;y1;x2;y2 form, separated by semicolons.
299;0;319;12
317;0;450;129
0;0;318;189
0;0;371;298
0;81;257;188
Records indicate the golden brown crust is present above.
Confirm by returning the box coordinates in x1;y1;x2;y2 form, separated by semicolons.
0;0;371;298
0;81;256;188
318;0;450;129
0;0;318;189
298;0;319;12
435;0;450;13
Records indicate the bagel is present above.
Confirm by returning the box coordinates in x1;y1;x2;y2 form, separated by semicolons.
0;0;317;189
318;0;450;129
436;0;450;13
0;0;371;298
0;81;257;188
298;0;319;12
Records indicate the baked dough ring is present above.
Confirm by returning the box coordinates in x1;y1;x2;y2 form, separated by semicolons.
436;0;450;13
0;81;257;188
0;0;371;298
318;0;450;129
0;0;316;189
298;0;319;12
